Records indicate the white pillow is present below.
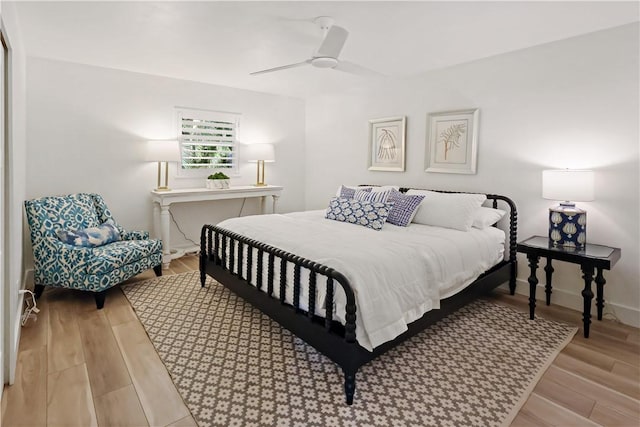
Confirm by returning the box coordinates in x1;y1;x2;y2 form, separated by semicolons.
472;207;506;229
335;185;400;197
407;190;487;231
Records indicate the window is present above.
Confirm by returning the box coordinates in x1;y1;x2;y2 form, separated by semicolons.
177;108;240;174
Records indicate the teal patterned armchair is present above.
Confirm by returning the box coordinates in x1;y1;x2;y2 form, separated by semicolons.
25;193;163;309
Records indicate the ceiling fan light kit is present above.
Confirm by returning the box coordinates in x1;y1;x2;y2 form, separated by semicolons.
250;16;378;77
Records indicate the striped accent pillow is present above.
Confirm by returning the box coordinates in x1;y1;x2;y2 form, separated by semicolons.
354;188;391;203
386;189;425;227
339;185;371;199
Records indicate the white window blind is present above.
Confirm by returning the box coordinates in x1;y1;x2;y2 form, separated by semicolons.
177;109;240;171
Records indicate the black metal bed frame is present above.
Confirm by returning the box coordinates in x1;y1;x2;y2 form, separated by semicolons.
199;189;517;405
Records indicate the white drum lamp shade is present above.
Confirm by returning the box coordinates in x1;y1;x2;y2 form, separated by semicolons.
245;144;275;186
542;170;595;202
542;169;595;249
147;140;180;191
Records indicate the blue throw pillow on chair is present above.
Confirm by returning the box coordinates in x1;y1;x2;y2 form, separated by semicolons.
56;219;121;248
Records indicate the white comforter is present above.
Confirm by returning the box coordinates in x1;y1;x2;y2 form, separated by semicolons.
217;210;505;351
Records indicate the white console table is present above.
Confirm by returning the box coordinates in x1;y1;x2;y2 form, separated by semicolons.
150;185;283;268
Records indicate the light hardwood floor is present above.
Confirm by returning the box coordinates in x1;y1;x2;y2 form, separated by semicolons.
2;255;639;426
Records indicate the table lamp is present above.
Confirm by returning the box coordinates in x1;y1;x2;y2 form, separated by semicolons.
245;143;275;187
542;169;595;249
146;140;180;191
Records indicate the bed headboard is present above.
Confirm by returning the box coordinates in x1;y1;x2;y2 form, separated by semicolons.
359;186;517;288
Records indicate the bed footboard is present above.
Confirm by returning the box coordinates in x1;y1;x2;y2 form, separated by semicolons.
200;224;360;404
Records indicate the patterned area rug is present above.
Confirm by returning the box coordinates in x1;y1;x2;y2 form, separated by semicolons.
121;271;576;427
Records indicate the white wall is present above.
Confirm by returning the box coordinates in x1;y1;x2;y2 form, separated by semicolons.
25;58;305;256
1;0;27;386
305;24;640;326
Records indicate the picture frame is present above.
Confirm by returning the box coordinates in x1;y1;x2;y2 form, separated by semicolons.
425;109;479;174
368;116;406;172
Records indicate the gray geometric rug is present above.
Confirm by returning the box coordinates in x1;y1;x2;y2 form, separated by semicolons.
121;271;577;427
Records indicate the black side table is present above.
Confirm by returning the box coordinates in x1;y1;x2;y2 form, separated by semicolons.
517;236;621;338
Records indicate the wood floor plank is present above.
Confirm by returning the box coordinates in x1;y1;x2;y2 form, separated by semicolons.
112;320;190;427
520;393;600;427
510;411;552;427
590;402;640;427
544;365;640;419
166;414;199;427
1;386;7;423
76;309;132;397
47;296;84;374
611;362;640;381
572;333;640;367
167;259;191;274
534;376;595;417
47;364;97;427
1;346;47;426
561;342;616;372
554;353;640;400
94;385;148;427
104;288;138;326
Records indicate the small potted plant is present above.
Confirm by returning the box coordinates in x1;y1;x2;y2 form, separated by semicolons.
206;172;230;189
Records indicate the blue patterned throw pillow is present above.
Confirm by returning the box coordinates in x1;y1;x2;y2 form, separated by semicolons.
325;197;394;231
386;189;425;227
56;219;121;247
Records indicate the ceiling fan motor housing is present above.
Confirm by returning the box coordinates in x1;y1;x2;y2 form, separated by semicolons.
311;57;339;69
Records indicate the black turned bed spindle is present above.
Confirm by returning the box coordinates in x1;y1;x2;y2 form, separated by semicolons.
229;238;236;275
221;235;227;270
344;304;357;343
308;270;317;320
279;257;287;304
492;199;498;209
199;227;207;287
247;245;253;284
293;263;301;310
267;253;275;296
213;231;220;265
256;250;264;291
509;207;519;294
325;276;334;331
237;241;244;279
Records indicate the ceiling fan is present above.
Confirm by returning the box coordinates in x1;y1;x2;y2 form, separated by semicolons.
250;16;379;76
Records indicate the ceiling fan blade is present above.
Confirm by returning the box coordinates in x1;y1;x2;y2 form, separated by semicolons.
334;60;383;76
316;25;349;58
250;60;311;76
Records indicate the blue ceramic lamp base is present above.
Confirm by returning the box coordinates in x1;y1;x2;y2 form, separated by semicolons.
548;202;587;249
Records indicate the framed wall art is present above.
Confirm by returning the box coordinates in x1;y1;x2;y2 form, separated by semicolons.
425;109;479;174
368;116;406;172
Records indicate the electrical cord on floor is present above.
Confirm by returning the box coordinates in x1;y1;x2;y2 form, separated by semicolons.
169;209;199;248
20;290;40;326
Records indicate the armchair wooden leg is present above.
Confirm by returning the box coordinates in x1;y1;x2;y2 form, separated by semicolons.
34;284;45;299
153;264;163;277
94;291;107;310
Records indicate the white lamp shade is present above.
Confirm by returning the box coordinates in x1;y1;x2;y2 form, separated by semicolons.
542;169;595;202
245;143;275;163
146;140;180;162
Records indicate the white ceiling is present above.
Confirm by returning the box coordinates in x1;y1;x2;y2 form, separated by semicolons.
14;1;640;99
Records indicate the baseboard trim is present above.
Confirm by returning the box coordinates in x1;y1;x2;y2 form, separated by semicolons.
500;279;640;328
